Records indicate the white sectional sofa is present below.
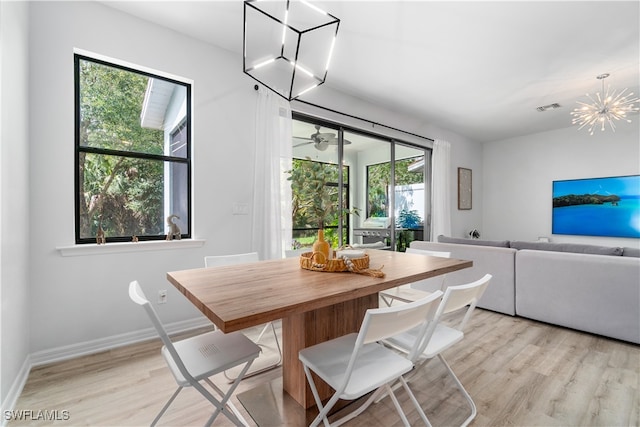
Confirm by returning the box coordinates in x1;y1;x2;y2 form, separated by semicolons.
411;240;517;315
410;238;640;344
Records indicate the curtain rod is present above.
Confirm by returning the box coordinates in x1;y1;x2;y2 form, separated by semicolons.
291;98;434;142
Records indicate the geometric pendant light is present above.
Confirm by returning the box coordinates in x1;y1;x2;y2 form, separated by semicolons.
243;0;340;101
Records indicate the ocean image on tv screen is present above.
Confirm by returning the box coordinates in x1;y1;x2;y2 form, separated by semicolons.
552;175;640;238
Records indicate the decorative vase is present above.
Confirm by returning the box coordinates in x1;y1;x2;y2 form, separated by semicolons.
312;229;331;263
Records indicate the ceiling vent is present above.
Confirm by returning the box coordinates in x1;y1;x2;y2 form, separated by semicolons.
536;103;562;112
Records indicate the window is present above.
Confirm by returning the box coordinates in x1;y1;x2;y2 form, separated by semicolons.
74;54;191;243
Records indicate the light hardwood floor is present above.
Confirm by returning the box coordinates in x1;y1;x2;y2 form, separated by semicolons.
8;309;639;426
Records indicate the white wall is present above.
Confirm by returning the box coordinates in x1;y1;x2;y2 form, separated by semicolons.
483;124;640;248
25;1;478;361
410;119;484;239
1;0;31;411
27;1;259;355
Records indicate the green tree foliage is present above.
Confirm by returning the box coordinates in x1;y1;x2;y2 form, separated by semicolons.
288;158;359;248
78;59;165;240
367;157;423;217
288;159;343;229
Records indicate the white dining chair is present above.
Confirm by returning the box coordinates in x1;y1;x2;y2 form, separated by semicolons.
129;281;260;427
384;273;492;427
299;290;444;427
380;248;451;306
204;252;282;379
284;248;308;258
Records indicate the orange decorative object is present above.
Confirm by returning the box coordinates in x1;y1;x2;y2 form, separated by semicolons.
311;229;331;263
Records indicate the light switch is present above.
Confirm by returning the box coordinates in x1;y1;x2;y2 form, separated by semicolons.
232;203;249;215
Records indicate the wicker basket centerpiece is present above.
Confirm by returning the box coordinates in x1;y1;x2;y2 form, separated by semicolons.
299;250;385;277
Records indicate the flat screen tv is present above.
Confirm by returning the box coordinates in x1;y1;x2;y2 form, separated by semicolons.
552;175;640;238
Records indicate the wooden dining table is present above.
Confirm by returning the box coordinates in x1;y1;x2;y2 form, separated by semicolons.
167;249;472;409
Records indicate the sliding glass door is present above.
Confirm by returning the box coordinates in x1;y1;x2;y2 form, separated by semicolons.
290;114;431;251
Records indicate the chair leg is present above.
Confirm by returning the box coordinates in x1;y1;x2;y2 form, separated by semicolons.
332;382;413;427
380;294;394;307
385;383;411;427
215;359;256;427
255;322;282;363
255;322;270;342
437;354;477;427
331;378;418;427
398;376;432;427
151;386;182;427
197;359;256;427
304;364;338;427
311;395;341;427
204;378;251;427
270;321;283;360
330;387;386;427
377;356;472;426
373;359;430;405
224;323;282;382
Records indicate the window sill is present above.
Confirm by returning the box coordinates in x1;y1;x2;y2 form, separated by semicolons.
56;239;206;257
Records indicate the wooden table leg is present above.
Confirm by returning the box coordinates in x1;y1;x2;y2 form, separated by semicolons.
281;293;378;408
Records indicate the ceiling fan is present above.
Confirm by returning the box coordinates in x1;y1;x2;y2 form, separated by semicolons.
293;125;351;151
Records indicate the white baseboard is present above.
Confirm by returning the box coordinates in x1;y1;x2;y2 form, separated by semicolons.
1;355;32;427
30;316;211;367
1;316;210;425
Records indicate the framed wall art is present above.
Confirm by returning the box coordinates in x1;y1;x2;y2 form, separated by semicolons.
458;167;472;210
552;174;640;238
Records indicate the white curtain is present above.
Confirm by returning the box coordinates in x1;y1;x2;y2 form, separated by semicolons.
430;139;451;240
251;88;293;259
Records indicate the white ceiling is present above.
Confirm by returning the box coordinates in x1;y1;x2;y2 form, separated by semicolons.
103;1;640;143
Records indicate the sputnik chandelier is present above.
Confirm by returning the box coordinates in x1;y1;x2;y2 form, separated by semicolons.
571;73;639;135
243;0;340;101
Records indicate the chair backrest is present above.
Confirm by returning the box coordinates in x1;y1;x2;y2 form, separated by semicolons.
436;273;492;330
129;281;194;382
204;252;259;267
406;248;451;258
284;248;307;258
346;290;443;378
405;248;451;292
414;274;491;357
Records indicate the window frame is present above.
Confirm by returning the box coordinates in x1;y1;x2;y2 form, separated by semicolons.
74;53;192;244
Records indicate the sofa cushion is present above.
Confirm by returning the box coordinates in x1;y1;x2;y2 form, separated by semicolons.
623;247;640;257
515;250;640;344
437;235;510;248
509;241;623;256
